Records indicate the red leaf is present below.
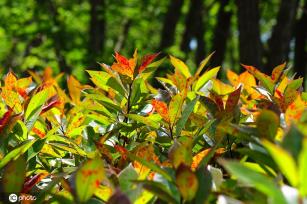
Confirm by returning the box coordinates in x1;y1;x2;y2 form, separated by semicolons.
41;96;62;114
22;173;48;193
114;145;128;160
0;107;13;133
138;52;160;73
115;52;130;67
225;86;241;112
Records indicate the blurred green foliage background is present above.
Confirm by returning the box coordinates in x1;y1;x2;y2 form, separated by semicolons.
0;0;306;85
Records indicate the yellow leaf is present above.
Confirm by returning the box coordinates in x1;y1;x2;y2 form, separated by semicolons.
169;55;191;78
68;75;82;105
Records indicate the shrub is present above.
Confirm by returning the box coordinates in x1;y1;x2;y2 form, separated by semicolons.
0;50;306;203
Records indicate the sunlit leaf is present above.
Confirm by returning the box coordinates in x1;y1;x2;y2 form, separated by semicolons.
0;140;36;169
271;62;286;83
75;158;105;202
176;97;197;137
262;140;299;187
242;64;275;94
299;140;307;196
169;55;191;78
194;67;220;91
67;75;82;105
221;160;287;204
151;99;169;122
168;93;184;125
195;52;215;77
25;89;49;124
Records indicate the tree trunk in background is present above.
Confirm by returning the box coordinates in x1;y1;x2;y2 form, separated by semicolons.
294;0;307;78
211;0;232;67
88;0;106;66
236;0;262;71
44;0;71;73
267;0;299;72
114;19;132;52
180;0;205;64
194;2;206;64
159;0;184;51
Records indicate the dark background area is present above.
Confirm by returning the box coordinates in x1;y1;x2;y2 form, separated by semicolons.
0;0;306;86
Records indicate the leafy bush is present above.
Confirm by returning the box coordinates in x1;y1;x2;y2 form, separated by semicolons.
0;50;306;204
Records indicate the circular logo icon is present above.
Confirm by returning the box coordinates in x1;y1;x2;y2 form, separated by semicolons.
8;194;18;203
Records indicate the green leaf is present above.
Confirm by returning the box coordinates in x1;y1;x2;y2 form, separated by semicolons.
199;96;218;116
118;164;139;192
87;70;126;96
27;138;46;161
281;125;303;160
169;55;191;78
168;137;192;169
193;166;212;204
25;90;48;120
134;180;178;204
175;164;199;201
221;160;287;204
262;140;299;187
0;140;36;169
195;52;215;77
2;156;26;193
256;110;279;141
285;77;303;91
127;114;159;129
299;140;307;196
130;77;147;106
176;97;198;137
9;120;27;141
168;93;184;125
194;67;220;91
25;90;49;129
75;158;105;203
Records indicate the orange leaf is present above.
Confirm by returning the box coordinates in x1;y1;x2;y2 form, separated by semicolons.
271;62;286;82
151;99;169;122
191;148;225;170
111;52;136;78
111;63;133;78
115;52;130;67
238;71;257;95
285;95;306;125
226;70;239;86
4;71;17;90
32;127;46;138
68;75;82;105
